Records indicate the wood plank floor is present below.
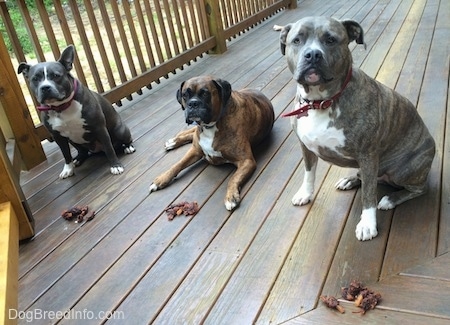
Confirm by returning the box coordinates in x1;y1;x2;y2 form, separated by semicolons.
17;0;449;324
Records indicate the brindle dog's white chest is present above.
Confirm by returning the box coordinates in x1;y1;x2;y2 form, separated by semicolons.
47;101;88;144
296;108;347;156
198;125;224;162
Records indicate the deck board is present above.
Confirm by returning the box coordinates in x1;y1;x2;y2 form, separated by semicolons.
16;0;449;324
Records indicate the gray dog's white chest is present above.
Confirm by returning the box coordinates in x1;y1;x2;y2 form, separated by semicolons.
47;101;89;144
296;108;348;157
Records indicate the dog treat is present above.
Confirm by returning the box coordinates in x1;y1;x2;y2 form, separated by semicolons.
320;295;345;313
61;205;95;223
354;289;382;314
165;201;199;220
341;280;365;301
341;280;382;314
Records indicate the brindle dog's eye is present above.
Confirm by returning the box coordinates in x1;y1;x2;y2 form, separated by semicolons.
325;36;337;45
292;37;301;45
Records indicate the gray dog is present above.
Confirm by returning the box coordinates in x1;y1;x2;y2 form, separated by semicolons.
277;17;435;240
18;45;135;179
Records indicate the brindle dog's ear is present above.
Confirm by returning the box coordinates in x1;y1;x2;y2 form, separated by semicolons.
279;24;292;56
17;63;31;78
341;20;366;49
58;45;75;71
212;78;232;106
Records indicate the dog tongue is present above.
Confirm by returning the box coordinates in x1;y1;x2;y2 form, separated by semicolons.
306;72;320;83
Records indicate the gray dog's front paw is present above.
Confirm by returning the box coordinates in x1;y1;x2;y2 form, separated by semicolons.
110;164;124;175
123;144;136;154
59;162;75;179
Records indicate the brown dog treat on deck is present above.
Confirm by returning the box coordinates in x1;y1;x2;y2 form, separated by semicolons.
165;201;199;220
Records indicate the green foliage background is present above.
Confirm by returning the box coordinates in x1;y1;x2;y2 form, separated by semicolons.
1;0;57;55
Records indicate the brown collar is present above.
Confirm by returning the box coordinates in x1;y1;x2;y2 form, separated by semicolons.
37;80;78;113
282;68;353;118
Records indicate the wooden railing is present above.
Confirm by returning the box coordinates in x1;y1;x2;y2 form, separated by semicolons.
0;0;296;170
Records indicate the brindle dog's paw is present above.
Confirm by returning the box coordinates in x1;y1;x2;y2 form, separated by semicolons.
335;176;361;190
355;209;378;241
292;180;314;205
110;164;124;175
377;195;395;210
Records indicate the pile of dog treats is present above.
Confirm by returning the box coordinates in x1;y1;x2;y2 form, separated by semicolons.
164;201;199;220
320;280;382;315
61;205;95;223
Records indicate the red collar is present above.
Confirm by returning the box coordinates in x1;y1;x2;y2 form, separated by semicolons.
37;80;78;113
282;68;352;118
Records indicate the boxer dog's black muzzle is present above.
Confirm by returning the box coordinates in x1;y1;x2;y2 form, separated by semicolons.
184;97;212;125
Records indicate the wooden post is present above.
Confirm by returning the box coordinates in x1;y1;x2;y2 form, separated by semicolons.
0;134;34;240
288;0;298;9
204;0;227;54
0;202;19;325
0;31;46;170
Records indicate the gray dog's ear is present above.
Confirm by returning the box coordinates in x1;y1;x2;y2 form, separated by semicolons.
212;78;232;106
279;24;292;56
341;20;366;49
58;45;75;71
17;63;31;78
176;81;186;108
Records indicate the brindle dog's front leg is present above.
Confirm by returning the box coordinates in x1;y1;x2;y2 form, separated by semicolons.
149;146;204;192
292;142;318;206
225;158;257;211
355;155;379;241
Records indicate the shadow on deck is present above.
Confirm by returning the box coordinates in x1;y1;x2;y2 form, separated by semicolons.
18;0;449;324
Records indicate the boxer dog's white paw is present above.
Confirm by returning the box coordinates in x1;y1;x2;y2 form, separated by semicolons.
377;195;395;210
165;138;177;151
355;208;378;241
149;183;158;193
124;144;136;154
110;165;124;175
59;162;75;179
225;200;238;211
335;177;360;190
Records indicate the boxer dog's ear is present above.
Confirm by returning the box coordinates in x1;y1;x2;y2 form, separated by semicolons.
279;24;292;56
176;81;186;108
17;63;31;78
341;20;366;49
212;79;232;107
58;45;75;71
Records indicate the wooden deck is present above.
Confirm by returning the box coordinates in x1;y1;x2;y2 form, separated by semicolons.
17;0;449;324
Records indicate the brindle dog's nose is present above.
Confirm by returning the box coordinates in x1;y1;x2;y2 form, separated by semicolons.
304;48;323;63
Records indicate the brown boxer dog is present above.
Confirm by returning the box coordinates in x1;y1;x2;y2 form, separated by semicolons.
149;76;275;210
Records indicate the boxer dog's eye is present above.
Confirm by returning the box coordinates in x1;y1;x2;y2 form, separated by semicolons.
198;88;209;98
